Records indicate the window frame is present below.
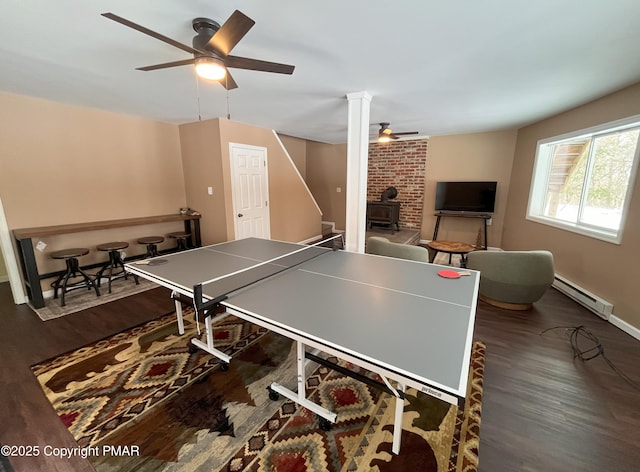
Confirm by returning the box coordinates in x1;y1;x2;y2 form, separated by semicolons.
526;114;640;244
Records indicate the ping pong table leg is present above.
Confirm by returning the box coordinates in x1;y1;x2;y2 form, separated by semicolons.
190;313;232;364
205;314;214;347
296;340;306;399
171;291;185;335
269;340;337;425
392;383;406;455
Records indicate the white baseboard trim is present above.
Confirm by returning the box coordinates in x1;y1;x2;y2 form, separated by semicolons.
0;275;9;283
609;315;640;341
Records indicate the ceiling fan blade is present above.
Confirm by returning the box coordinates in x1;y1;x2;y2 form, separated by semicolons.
137;58;196;71
206;10;255;56
391;131;419;136
225;55;295;74
219;70;238;90
102;12;203;55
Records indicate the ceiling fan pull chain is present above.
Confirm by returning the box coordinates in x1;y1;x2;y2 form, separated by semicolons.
195;74;202;121
226;78;231;120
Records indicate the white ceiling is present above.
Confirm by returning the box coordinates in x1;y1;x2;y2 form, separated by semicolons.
2;0;640;144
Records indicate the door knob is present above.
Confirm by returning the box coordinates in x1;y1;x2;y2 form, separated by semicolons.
238;213;243;217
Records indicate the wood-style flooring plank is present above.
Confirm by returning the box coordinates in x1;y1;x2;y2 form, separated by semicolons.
474;289;640;471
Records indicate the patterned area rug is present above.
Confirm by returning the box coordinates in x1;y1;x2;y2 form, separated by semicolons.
224;344;485;472
32;308;485;471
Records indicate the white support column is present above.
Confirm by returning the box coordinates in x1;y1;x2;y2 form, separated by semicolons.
345;91;372;253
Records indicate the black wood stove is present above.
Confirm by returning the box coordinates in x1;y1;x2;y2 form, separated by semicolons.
367;187;400;233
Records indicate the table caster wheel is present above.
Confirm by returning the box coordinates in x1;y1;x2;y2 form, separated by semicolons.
267;388;280;401
319;417;332;431
220;362;229;372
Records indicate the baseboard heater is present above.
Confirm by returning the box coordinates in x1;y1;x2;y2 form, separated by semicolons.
552;274;613;320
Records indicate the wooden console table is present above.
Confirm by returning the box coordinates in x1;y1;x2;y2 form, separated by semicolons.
13;213;201;309
432;212;491;249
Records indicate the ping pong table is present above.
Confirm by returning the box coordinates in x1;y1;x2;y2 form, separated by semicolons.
125;236;479;454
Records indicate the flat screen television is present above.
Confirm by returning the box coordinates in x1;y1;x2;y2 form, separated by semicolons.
435;181;497;213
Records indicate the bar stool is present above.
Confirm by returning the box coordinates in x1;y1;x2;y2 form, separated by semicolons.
50;248;101;307
167;231;191;251
137;236;164;258
95;241;138;293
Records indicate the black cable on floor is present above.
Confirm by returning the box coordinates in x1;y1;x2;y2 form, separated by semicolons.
540;325;640;391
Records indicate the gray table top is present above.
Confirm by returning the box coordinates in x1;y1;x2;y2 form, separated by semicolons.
126;237;479;398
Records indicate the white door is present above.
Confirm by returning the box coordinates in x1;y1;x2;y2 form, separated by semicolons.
229;143;271;239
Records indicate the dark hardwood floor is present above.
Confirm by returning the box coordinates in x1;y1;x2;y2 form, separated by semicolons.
1;281;639;471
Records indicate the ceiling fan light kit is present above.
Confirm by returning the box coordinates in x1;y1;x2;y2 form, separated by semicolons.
194;56;226;81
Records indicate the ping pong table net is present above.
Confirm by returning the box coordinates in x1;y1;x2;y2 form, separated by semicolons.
192;234;343;315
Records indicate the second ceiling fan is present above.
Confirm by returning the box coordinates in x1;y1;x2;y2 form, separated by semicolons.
102;10;295;90
377;122;419;142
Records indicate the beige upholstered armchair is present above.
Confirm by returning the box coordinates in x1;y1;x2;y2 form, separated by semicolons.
365;236;431;263
466;250;555;310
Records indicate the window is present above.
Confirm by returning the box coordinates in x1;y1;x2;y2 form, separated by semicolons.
527;115;640;243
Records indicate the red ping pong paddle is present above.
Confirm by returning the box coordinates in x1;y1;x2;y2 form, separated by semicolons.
438;269;471;279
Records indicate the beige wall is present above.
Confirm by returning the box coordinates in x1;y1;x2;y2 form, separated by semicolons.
179;119;228;245
421;130;518;247
179;118;322;244
306;141;348;230
0;91;186;278
279;134;307;179
503;82;640;329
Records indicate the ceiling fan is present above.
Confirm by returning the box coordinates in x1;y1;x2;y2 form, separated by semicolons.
377;122;419;142
101;10;295;90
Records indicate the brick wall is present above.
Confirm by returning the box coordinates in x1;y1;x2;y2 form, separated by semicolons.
367;139;428;230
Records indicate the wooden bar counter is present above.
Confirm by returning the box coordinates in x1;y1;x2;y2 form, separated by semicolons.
13;213;201;309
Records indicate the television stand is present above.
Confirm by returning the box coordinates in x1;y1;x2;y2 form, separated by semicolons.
432;212;491;249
